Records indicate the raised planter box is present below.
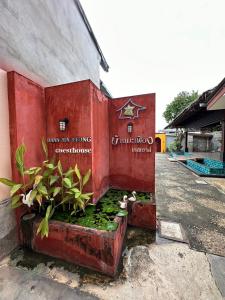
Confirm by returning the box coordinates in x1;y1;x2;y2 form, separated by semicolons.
25;215;127;277
128;200;156;230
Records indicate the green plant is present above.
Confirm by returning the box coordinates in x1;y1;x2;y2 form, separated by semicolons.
0;140;93;238
168;140;183;152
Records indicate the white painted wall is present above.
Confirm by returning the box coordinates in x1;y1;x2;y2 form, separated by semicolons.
0;69;11;200
0;0;101;87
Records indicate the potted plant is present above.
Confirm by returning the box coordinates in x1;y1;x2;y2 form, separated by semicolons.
0;140;127;276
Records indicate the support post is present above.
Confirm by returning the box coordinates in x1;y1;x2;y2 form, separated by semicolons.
220;121;225;162
184;130;189;152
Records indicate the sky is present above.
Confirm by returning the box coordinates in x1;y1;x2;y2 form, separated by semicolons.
81;0;225;130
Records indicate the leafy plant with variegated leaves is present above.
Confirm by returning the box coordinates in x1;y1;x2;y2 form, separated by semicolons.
0;139;93;238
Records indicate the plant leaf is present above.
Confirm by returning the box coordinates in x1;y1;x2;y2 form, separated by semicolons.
10;184;23;196
29;189;37;202
11;195;21;208
37;218;49;238
15;144;26;175
45;205;52;220
57;160;63;176
74;164;81;180
83;169;91;186
24;167;41;175
34;175;43;186
70;188;80;193
80;193;93;200
37;184;48;195
42;138;48;159
64;168;74;177
36;194;42;206
53;187;61;197
116;210;128;217
60;195;71;205
50;175;59;186
0;178;17;187
74;191;81;198
46;163;54;169
63;178;72;188
106;222;118;231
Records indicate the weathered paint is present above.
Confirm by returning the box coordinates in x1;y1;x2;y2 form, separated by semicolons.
7;71;46;243
128;202;156;230
32;216;127;276
7;71;46;181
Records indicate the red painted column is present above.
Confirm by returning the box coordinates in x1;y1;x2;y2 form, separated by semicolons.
7;71;46;243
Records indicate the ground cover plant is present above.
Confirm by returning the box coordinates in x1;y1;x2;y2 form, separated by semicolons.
53;189;128;231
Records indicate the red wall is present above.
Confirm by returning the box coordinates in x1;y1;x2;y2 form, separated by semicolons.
45;80;110;200
7;71;46;242
7;71;46;181
109;94;155;192
8;72;155;201
90;82;109;201
45;80;92;178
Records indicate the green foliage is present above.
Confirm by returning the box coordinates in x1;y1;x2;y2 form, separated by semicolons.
116;210;128;217
0;141;93;239
168;140;182;152
168;129;184;153
163;91;199;124
0;178;17;187
15;144;26;176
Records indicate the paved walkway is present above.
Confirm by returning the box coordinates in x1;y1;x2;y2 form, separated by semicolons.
1;154;225;299
156;153;225;257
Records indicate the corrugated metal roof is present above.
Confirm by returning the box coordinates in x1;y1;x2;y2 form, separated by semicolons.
165;77;225;129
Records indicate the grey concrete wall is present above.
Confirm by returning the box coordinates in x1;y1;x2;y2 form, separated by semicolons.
0;0;101;87
0;199;17;260
211;131;222;152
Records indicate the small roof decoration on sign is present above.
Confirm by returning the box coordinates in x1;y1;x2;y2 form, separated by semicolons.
116;99;146;119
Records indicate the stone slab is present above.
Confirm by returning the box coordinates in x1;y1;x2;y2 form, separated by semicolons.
158;220;186;242
0;265;98;300
207;254;225;297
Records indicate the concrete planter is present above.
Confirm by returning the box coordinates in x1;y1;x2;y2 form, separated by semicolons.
23;215;127;276
128;200;156;230
0;198;17;260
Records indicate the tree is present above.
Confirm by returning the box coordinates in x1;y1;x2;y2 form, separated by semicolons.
163;91;199;124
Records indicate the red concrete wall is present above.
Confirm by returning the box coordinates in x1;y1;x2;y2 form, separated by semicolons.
128;202;156;230
8;72;155;213
90;83;109;201
32;216;127;276
7;71;46;181
45;80;92;174
7;71;46;243
109;94;155;192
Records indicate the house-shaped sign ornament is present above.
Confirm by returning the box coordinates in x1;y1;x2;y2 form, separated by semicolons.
116;98;146;119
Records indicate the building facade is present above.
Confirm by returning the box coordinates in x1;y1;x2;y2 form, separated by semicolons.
0;0;109;259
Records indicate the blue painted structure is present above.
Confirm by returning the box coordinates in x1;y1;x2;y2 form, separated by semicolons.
186;158;225;175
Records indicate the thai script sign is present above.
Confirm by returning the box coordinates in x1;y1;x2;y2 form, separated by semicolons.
112;135;154;146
